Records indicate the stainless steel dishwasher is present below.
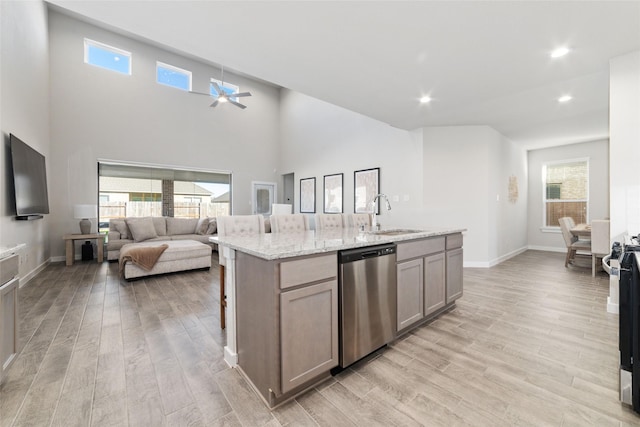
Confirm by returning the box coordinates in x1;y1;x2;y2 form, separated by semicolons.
338;243;397;368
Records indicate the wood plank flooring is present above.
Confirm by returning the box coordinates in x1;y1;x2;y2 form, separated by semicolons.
1;250;639;426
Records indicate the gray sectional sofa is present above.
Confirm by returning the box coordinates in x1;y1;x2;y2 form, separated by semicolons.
107;216;217;261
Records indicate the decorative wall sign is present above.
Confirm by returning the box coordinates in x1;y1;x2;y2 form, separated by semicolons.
508;175;518;203
300;177;316;213
323;173;343;213
354;167;380;214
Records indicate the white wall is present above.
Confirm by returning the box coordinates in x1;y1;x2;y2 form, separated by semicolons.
527;139;610;251
279;92;528;266
47;11;281;258
422;126;528;266
610;50;640;240
279;89;424;227
0;1;51;281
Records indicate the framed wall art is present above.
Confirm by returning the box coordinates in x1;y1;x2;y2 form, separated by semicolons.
354;167;380;214
323;173;343;213
300;177;316;213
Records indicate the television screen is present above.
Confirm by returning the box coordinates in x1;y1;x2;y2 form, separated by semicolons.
10;133;50;218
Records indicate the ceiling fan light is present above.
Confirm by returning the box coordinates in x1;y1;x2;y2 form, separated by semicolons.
218;96;228;103
420;96;431;104
551;47;570;58
558;95;572;103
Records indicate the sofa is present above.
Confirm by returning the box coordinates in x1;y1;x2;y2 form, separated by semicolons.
107;216;217;261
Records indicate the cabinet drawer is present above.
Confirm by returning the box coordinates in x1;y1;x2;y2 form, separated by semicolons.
396;237;445;262
446;233;463;250
280;254;337;289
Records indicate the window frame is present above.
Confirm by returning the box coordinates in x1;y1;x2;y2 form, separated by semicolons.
156;61;192;91
541;157;590;231
84;38;132;75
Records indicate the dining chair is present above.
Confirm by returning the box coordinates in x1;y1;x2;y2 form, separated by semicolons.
590;219;611;277
216;215;265;329
315;213;344;231
558;217;591;268
270;214;310;233
343;213;371;228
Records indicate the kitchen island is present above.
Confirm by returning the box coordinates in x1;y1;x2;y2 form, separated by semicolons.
212;226;465;408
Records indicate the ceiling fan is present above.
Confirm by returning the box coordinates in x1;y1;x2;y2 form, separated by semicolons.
190;65;251;109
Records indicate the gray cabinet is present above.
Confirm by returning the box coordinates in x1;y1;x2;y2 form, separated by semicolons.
424;252;446;316
396;237;446;334
235;251;338;407
397;258;424;331
446;248;464;303
280;279;338;393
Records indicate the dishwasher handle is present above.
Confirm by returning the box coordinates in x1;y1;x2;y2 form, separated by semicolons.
339;243;396;263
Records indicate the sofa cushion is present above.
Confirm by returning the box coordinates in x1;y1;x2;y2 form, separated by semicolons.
111;219;131;240
152;217;167;236
166;217;199;235
126;217;159;242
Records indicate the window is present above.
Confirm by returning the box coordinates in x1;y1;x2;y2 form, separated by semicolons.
98;163;231;233
84;39;131;75
543;159;589;227
210;78;239;101
156;62;192;91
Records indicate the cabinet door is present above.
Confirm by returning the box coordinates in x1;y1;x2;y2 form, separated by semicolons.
1;277;18;379
446;248;464;303
280;280;338;393
397;259;424;331
424;252;446;316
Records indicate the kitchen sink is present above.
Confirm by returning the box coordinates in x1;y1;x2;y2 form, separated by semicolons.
368;229;423;236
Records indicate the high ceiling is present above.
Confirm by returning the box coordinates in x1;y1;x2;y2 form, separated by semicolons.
47;1;640;150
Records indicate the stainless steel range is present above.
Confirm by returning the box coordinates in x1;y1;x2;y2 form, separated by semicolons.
618;235;640;412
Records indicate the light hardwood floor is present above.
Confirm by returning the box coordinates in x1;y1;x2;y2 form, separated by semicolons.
1;250;639;426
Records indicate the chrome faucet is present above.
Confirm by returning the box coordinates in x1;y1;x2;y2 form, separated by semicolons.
370;194;392;229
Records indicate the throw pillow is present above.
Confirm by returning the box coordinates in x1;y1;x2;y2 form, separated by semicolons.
112;219;130;240
126;217;159;242
196;217;210;235
206;218;217;235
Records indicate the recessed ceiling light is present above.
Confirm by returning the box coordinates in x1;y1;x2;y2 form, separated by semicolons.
558;95;573;103
420;96;432;104
551;47;570;58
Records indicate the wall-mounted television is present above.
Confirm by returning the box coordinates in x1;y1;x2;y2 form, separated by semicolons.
9;133;50;220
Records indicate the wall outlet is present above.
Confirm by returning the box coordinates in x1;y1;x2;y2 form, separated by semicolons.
403;195;410;202
392;195;400;202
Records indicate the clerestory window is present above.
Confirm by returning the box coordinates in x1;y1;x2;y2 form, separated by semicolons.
84;39;131;75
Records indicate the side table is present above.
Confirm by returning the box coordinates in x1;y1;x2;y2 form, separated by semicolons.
63;233;105;266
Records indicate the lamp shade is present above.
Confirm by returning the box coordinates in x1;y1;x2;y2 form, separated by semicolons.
73;204;97;219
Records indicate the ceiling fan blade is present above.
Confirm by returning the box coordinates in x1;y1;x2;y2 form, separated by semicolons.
210;99;219;107
211;81;222;95
189;90;212;97
228;98;247;109
230;92;252;98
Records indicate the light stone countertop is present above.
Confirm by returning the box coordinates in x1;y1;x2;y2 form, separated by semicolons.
211;227;465;260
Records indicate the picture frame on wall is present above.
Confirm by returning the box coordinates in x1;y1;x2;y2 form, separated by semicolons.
354;167;380;214
323;173;343;213
300;177;316;213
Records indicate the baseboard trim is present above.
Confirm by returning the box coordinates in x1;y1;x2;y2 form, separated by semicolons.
50;255;65;263
20;258;50;288
224;346;238;367
463;246;529;269
527;245;566;253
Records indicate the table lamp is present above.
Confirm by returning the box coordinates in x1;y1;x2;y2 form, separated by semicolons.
74;204;97;234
